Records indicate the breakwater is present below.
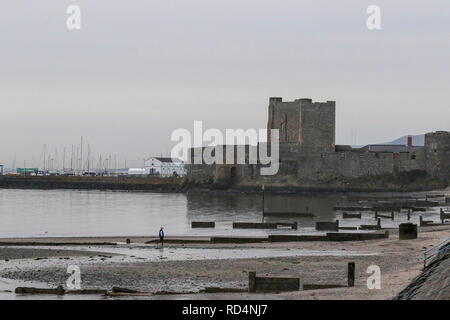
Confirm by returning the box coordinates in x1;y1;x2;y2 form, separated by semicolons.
0;174;448;194
0;175;185;192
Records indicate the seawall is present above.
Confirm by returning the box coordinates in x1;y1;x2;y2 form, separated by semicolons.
0;176;186;192
0;173;447;193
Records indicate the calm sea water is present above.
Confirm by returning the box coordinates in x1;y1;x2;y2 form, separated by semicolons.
0;189;444;238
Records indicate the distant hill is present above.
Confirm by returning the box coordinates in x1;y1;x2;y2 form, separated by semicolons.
383;134;425;146
349;134;425;149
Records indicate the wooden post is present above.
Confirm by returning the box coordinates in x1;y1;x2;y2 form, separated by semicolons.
391;211;394;220
441;208;444;224
348;262;355;287
262;185;265;216
407;209;411;221
248;271;256;293
375;211;378;219
377;218;381;229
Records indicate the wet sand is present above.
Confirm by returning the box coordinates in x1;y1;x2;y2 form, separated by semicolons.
0;224;449;300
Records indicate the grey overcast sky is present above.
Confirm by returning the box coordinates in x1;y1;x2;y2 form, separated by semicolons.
0;0;449;168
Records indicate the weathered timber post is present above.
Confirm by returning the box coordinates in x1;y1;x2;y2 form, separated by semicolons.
248;271;256;293
348;262;355;287
262;185;265;216
391;211;394;220
407;209;411;221
377;218;381;229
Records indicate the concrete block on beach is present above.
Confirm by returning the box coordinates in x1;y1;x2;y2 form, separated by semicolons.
326;231;389;241
316;221;339;231
210;236;267;244
248;271;300;293
268;234;328;242
191;221;215;228
15;286;65;295
399;223;418;240
233;222;297;230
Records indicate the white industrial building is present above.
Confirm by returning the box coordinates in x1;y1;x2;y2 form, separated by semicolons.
144;157;185;177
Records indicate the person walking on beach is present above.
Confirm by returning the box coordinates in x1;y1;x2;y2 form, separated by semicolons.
159;227;164;247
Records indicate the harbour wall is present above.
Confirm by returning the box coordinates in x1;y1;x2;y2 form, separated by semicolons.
0;173;446;193
0;175;186;192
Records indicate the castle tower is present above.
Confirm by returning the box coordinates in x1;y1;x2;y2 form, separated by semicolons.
267;97;336;154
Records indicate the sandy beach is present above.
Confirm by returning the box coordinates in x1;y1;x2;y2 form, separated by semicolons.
0;224;448;300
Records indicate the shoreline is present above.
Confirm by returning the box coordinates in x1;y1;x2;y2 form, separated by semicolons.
0;175;448;194
0;224;448;245
1;225;449;300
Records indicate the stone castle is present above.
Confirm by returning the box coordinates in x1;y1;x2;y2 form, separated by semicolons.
187;97;450;191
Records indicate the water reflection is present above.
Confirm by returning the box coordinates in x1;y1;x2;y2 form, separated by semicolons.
186;193;340;230
0;189;445;238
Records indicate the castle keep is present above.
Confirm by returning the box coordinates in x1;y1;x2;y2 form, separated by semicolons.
267;97;335;154
187;97;450;190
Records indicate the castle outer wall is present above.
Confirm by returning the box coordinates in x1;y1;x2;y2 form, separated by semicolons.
186;98;450;191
